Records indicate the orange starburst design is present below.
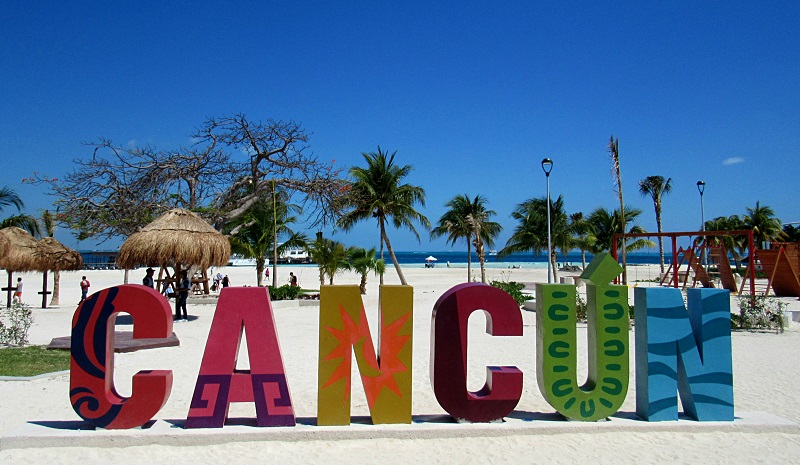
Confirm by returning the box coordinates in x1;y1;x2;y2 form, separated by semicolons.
323;303;411;408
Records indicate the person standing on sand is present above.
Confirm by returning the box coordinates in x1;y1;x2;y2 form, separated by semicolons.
222;275;230;288
289;272;298;287
175;271;190;322
79;276;90;303
142;268;155;288
12;277;22;303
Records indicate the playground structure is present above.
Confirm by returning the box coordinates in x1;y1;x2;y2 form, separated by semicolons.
612;230;757;296
751;242;800;297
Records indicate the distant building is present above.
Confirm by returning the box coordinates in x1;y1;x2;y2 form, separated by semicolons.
79;251;119;270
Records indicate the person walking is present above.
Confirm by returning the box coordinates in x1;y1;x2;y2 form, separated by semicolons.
175;271;190;322
12;277;23;304
142;268;155;288
79;276;90;303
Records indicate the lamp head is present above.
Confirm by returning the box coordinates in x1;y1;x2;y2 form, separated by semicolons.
696;180;705;194
541;158;553;175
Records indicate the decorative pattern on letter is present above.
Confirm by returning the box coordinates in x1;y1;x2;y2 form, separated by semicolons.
634;287;733;421
318;285;413;425
186;287;295;428
70;285;173;429
536;253;629;421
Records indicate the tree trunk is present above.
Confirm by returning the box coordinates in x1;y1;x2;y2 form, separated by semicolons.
49;270;61;306
380;218;407;285
360;273;367;294
610;137;627;285
123;269;129;284
466;237;472;282
379;220;385;286
656;204;665;273
475;237;487;284
256;258;265;287
581;250;587;270
619;208;627;284
272;181;279;288
551;251;559;283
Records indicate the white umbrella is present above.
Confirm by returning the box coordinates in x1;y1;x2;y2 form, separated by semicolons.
425;256;437;262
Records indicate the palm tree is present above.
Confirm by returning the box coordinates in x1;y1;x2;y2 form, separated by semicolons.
638;175;672;273
338;148;430;286
569;212;595;270
783;224;800;242
432;194;502;283
468;197;502;284
500;195;571;282
346;247;386;294
40;210;64;305
700;215;747;267
307;234;348;285
228;197;306;287
432;195;474;280
607;137;628;283
587;207;654;257
0;186;40;236
743;202;783;248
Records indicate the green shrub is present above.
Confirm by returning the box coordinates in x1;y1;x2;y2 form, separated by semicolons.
575;293;587;322
733;295;785;333
733;268;767;279
490;281;527;306
0;302;34;346
268;284;302;301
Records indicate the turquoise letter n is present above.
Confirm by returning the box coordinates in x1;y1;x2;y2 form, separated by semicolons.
634;287;733;421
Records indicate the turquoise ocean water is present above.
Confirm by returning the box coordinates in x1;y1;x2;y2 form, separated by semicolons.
384;251;662;269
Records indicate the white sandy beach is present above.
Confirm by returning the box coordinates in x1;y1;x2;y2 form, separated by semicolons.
2;264;800;464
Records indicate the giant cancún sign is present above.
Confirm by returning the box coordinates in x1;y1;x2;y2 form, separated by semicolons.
69;253;733;429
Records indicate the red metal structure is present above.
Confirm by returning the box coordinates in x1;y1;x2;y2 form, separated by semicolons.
611;230;756;295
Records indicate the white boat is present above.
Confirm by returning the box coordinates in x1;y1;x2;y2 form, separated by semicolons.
226;255;268;267
280;247;312;264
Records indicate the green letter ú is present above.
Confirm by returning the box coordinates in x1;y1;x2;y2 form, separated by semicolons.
536;253;629;421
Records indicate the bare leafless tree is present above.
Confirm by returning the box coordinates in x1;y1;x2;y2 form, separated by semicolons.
30;138;233;242
29;115;347;249
195;114;347;230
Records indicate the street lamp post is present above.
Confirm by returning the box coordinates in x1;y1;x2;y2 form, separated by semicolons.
542;158;554;283
697;181;706;269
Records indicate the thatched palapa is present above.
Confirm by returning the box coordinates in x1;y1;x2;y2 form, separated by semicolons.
0;227;45;272
36;237;83;271
0;233;9;260
116;208;230;269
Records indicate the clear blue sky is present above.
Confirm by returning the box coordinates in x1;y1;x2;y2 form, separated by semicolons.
2;1;798;252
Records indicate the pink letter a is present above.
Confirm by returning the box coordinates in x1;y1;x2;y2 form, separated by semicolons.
185;287;295;428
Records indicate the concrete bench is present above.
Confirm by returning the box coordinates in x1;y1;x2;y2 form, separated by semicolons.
783;310;800;328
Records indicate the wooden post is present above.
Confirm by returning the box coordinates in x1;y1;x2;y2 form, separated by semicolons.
672;236;679;288
41;270;49;308
4;272;14;308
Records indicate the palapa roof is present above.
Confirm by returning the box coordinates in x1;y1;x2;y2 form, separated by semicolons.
0;227;45;272
116;208;231;269
0;233;8;259
36;237;83;271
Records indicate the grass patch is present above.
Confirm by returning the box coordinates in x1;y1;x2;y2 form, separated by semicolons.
0;345;71;377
